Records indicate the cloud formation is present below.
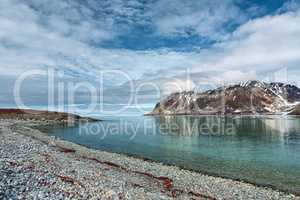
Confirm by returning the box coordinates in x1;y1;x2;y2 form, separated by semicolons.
151;0;245;39
0;0;300;105
139;5;300;88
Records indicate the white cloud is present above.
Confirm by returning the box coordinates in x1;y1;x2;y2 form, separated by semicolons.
0;0;202;81
151;0;245;40
215;9;300;72
163;79;196;94
0;0;300;102
209;70;257;85
124;7;300;96
149;8;300;86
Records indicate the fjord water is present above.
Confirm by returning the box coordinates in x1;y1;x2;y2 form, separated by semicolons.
47;115;300;193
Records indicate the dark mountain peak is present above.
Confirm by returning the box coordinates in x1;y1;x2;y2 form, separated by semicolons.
269;82;285;87
148;81;300;116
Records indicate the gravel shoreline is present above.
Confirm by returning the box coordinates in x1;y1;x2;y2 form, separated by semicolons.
0;119;299;200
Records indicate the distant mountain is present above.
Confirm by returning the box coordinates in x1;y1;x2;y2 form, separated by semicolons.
147;81;300;115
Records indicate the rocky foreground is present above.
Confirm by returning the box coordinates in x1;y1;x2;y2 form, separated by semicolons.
0;117;299;199
148;81;300;116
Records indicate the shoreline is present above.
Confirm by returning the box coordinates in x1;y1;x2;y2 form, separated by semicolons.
0;108;100;123
84;150;300;196
144;113;300;117
1;118;299;199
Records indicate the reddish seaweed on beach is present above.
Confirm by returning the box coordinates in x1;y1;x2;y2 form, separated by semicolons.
53;143;217;199
57;175;85;188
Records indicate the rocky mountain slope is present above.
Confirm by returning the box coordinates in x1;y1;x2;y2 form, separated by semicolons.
148;81;300;115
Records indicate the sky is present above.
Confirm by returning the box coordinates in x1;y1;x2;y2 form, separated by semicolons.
0;0;300;108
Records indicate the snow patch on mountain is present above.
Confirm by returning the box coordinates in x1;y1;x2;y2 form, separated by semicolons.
148;81;300;116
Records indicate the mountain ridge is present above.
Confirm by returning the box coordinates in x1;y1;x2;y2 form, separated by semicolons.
147;81;300;116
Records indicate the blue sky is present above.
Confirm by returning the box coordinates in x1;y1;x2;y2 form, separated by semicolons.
0;0;300;106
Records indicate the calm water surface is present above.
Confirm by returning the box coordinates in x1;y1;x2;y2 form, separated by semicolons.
47;116;300;194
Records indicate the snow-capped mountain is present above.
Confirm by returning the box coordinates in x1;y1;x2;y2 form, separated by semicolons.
148;81;300;115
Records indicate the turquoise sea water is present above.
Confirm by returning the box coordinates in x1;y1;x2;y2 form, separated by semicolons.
46;115;300;194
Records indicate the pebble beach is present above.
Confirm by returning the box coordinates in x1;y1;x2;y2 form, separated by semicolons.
0;118;299;200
